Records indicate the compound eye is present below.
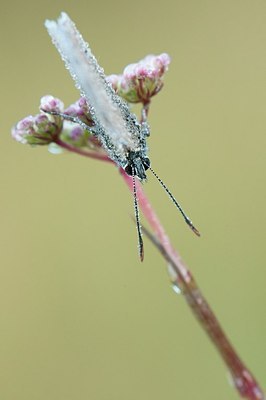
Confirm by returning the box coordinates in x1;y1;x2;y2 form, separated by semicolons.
125;164;133;176
143;157;150;170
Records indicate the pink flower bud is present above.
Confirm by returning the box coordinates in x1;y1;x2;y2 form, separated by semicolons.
69;125;84;141
40;95;64;113
65;97;94;126
11;116;35;144
107;74;121;90
107;53;171;104
12;111;63;146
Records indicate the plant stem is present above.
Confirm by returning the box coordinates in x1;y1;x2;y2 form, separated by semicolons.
54;138;264;400
141;101;150;123
54;137;113;163
121;169;264;400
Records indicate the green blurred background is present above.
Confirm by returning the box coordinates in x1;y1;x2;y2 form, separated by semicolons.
1;0;265;399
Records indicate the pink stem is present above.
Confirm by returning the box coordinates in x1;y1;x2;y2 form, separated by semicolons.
121;169;264;400
54;137;113;163
54;138;264;400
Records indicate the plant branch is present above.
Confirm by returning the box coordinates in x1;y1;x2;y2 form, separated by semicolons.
54;137;113;163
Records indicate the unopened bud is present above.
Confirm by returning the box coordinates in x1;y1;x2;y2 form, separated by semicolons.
107;53;171;104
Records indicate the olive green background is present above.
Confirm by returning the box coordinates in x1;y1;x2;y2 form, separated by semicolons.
1;1;265;399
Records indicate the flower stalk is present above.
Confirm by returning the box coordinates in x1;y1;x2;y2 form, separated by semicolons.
122;170;264;400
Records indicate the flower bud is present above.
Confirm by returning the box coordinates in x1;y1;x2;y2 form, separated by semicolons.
40;95;64;128
11;116;35;144
69;125;84;141
40;95;64;113
58;98;95;148
107;53;171;104
12;112;62;145
65;97;94;126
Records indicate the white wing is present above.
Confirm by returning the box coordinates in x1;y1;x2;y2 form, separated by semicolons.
45;13;141;160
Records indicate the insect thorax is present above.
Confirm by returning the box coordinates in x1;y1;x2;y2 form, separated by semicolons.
95;117;150;181
123;122;150;181
124;150;150;181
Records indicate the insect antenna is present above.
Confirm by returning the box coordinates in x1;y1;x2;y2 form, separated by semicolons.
131;167;144;261
148;166;200;237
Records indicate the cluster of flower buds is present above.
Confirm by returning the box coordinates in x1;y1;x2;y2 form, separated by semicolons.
107;53;171;104
12;53;171;148
12;96;64;145
12;95;95;149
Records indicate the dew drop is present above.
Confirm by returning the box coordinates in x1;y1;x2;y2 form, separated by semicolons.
172;283;181;295
48;143;63;154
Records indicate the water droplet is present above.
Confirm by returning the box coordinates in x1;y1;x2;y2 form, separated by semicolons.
172;283;181;295
227;371;235;388
48;143;63;154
